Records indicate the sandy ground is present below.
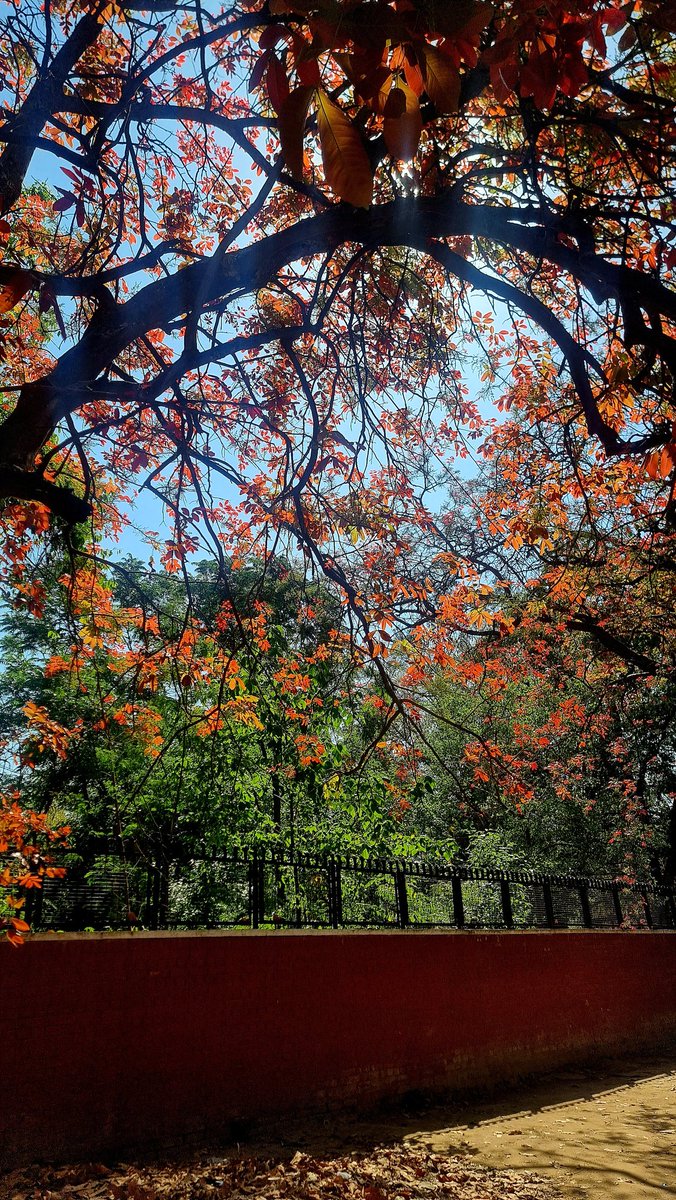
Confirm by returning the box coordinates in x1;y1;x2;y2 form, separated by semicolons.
400;1054;676;1199
270;1050;676;1200
3;1052;675;1200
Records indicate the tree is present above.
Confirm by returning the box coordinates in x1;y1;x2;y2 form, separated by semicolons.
1;0;676;923
1;554;435;878
398;442;676;879
0;2;674;575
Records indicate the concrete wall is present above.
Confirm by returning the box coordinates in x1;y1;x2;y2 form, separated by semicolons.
2;930;675;1168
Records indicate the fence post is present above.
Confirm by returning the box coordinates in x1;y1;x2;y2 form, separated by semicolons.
293;863;302;928
611;883;623;926
641;887;653;928
328;858;343;929
249;853;265;928
157;857;170;928
451;875;465;928
500;879;514;929
148;864;163;930
144;867;154;929
579;884;593;928
24;884;44;929
542;880;556;928
394;868;409;928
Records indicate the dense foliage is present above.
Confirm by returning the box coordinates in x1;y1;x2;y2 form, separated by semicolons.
1;0;675;931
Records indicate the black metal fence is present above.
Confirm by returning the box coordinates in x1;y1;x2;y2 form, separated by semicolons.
23;849;676;932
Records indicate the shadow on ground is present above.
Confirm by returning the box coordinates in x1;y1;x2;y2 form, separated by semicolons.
3;1050;675;1200
252;1049;676;1200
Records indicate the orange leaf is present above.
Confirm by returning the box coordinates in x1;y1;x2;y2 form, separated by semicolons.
660;444;676;476
417;42;460;113
643;448;667;480
278;85;314;179
383;79;422;162
402;47;424;97
315;89;373;207
0;268;34;314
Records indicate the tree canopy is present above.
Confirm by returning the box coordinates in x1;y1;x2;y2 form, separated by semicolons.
1;0;676;932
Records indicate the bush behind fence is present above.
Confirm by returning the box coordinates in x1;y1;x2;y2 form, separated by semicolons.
24;849;676;933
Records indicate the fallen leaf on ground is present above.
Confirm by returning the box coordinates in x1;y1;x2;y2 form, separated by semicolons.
2;1144;562;1200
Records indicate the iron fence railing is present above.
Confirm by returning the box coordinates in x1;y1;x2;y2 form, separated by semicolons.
23;849;676;932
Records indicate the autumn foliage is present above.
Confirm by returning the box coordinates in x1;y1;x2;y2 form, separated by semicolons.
0;794;69;943
0;0;676;929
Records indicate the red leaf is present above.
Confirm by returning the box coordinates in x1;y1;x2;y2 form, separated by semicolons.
0;267;34;313
558;50;588;98
602;6;628;35
277;84;314;179
265;53;290;115
60;167;84;185
486;40;520;102
259;24;293;50
296;55;321;86
587;13;607;56
53;193;76;213
520;49;558;111
249;49;272;92
427;0;494;41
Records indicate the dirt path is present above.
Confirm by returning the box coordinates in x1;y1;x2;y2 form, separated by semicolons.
3;1053;675;1200
271;1050;676;1200
400;1054;676;1199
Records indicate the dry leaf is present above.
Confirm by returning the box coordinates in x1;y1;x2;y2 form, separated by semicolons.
315;89;373;207
383;79;422;161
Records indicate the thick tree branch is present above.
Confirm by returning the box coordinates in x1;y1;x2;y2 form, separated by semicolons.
0;465;91;523
2;196;675;517
568;613;660;676
0;12;102;213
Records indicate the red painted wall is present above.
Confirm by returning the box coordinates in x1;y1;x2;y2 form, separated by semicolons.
2;930;675;1168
